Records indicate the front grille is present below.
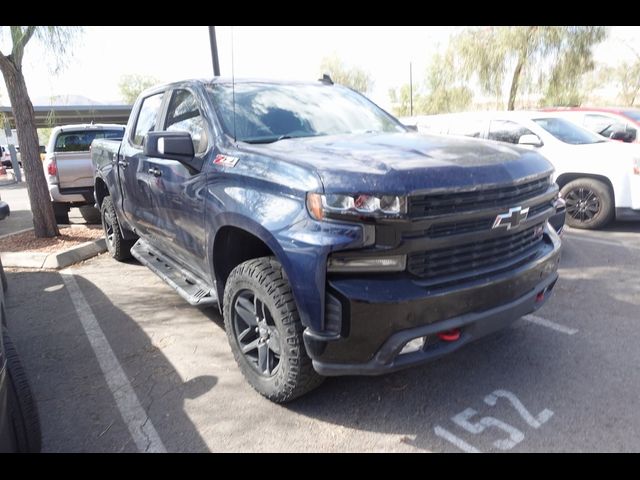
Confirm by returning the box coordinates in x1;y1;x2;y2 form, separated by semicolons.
407;224;544;280
409;177;550;218
404;200;554;239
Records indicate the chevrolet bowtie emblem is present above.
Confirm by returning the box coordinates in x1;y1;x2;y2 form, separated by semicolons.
492;206;529;230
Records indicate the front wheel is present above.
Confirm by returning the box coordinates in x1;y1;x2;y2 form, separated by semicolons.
560;178;614;230
223;257;324;403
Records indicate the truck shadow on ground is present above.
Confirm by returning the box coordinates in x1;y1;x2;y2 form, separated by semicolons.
4;269;217;452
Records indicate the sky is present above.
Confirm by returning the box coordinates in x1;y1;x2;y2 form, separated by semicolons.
1;26;639;111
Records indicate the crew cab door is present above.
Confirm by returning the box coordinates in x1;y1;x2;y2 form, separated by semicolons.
119;91;167;235
144;88;210;278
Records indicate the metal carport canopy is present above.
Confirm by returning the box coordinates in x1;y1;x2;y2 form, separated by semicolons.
0;104;133;128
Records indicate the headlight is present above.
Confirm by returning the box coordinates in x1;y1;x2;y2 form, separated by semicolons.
307;193;406;220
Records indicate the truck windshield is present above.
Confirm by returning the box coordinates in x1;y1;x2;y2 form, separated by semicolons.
532;117;606;145
207;83;405;144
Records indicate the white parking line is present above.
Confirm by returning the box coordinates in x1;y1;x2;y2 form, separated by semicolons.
522;314;578;335
61;271;167;453
564;233;640;251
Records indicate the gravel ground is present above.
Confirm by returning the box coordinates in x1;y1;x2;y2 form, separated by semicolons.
0;225;103;253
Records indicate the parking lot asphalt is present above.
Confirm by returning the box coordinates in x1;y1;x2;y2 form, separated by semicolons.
3;221;640;452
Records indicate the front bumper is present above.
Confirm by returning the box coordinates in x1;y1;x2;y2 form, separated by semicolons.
306;229;561;376
549;198;566;235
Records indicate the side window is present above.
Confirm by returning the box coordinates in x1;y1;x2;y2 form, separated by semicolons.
448;118;485;138
132;93;165;147
488;120;534;144
165;89;208;155
583;114;615;134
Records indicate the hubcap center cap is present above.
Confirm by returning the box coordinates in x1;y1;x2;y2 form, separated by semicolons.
258;325;269;339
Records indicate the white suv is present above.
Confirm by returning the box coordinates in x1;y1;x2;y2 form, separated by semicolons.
409;111;640;229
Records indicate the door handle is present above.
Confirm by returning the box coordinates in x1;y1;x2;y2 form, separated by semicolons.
148;167;161;177
118;159;129;168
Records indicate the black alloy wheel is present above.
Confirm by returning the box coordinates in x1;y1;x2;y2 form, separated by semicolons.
232;290;281;377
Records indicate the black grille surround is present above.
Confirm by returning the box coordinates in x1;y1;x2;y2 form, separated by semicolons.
407;223;545;282
409;176;550;218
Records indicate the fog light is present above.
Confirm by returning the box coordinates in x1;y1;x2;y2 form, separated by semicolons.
399;336;425;355
327;255;407;273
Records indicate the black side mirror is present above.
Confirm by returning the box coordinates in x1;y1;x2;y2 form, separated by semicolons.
404;124;418;132
609;130;635;143
144;131;203;171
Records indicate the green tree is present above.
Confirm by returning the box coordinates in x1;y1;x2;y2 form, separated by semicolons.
542;27;609;106
612;61;640;106
454;26;607;110
422;51;473;114
0;26;81;237
388;51;472;116
319;55;373;94
118;74;159;104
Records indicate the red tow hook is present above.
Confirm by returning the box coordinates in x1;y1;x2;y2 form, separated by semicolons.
438;328;461;342
536;290;545;303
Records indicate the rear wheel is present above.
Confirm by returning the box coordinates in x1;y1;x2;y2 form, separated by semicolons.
3;333;41;452
52;202;69;225
223;257;324;403
101;196;134;261
79;205;101;224
560;178;614;230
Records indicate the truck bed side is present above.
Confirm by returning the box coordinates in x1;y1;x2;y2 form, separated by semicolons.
92;139;123;208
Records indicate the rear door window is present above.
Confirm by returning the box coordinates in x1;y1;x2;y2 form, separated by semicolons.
54;130;124;152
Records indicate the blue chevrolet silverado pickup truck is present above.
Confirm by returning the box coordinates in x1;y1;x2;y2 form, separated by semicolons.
92;78;562;402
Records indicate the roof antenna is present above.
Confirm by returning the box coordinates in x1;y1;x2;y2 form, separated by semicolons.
319;74;334;85
231;26;237;143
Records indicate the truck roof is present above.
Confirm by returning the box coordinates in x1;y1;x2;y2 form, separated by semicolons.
53;123;126;133
138;77;340;99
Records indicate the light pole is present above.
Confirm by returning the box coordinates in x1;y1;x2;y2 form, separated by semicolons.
409;62;413;117
208;26;220;77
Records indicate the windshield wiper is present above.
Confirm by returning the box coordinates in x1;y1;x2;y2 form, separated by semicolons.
242;133;319;144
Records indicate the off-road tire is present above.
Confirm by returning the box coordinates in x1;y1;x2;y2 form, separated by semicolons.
3;332;41;452
223;257;324;403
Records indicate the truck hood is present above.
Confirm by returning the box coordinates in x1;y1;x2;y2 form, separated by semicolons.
240;132;554;193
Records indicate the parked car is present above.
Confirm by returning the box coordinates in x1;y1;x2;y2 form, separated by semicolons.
0;145;19;169
540;107;640;143
0;194;41;452
92;78;560;402
43;124;125;224
409;111;640;229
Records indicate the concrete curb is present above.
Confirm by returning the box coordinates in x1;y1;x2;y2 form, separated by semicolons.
1;238;107;270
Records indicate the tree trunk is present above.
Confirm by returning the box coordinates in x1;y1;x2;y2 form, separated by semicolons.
507;54;526;111
0;57;58;237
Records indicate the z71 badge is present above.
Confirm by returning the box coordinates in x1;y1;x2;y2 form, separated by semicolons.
213;154;239;167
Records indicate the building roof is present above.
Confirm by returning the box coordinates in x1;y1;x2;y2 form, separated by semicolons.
0;104;132;129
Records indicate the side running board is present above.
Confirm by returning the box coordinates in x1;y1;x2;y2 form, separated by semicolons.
130;239;218;306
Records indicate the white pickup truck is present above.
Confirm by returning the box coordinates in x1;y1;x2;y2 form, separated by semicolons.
43;124;125;224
